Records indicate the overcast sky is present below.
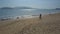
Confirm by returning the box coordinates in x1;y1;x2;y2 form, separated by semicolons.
0;0;60;9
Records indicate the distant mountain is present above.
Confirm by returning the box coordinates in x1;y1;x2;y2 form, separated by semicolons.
0;7;37;9
1;7;13;9
14;7;36;9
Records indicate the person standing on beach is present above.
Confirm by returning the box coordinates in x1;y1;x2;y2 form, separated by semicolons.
39;14;42;19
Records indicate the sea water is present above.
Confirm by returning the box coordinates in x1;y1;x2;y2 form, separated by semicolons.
0;9;60;19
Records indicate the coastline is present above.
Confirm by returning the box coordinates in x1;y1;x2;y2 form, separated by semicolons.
0;13;60;34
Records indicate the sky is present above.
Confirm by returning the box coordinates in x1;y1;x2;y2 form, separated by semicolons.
0;0;60;9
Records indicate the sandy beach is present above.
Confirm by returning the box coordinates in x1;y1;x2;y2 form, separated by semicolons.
0;13;60;34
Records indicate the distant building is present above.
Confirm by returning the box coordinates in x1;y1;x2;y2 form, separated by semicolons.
56;8;60;10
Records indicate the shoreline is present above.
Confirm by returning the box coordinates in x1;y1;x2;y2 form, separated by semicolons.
0;12;60;21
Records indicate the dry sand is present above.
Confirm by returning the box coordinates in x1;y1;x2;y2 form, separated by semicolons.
0;13;60;34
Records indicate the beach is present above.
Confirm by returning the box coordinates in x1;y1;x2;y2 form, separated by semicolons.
0;13;60;34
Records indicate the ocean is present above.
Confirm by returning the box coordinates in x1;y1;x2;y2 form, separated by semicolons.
0;9;60;19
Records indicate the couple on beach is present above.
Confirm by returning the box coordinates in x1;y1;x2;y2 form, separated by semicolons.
16;14;42;19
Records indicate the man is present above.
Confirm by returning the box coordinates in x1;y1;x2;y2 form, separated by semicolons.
39;14;42;19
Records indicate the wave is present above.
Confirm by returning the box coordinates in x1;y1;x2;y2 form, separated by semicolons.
13;15;39;19
0;15;39;20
